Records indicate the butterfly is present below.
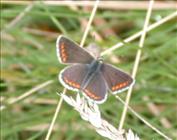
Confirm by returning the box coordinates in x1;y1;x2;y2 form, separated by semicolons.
56;36;135;104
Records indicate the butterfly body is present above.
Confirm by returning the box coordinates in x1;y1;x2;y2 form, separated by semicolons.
81;59;102;89
56;36;135;104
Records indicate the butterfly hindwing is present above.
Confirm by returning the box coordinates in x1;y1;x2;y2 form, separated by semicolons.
56;36;94;64
101;63;134;94
59;64;89;91
83;72;107;104
59;64;107;104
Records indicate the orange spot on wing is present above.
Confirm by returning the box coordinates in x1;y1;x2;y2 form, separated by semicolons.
84;89;100;100
112;81;129;91
62;56;66;62
61;44;65;49
60;42;68;62
63;77;80;89
63;77;101;100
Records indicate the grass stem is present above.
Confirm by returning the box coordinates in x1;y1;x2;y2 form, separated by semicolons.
1;1;176;10
115;95;172;140
44;89;65;140
0;80;53;111
80;0;100;47
1;1;34;34
101;11;177;56
45;1;100;140
118;0;154;130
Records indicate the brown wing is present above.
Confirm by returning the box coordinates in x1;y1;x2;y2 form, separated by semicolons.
59;64;89;91
101;63;134;94
83;72;108;104
56;36;94;64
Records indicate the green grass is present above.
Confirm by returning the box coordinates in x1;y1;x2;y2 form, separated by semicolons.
1;2;177;140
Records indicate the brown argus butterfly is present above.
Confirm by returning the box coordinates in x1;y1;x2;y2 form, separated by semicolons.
56;36;134;104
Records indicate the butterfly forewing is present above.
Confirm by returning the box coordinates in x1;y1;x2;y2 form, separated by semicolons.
59;64;89;91
101;63;134;94
83;72;107;104
56;36;94;64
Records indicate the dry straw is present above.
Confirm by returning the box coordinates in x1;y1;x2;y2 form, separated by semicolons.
117;1;172;139
45;1;100;140
118;0;154;130
1;1;34;34
60;93;140;140
1;1;177;10
0;80;53;111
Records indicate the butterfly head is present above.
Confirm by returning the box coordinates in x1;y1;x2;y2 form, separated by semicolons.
97;57;103;63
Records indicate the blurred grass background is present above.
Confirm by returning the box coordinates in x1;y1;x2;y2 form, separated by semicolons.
1;1;177;140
